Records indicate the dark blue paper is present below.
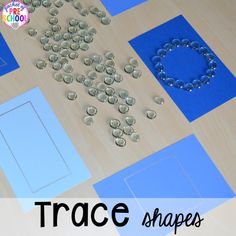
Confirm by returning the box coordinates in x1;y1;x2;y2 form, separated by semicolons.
0;33;19;77
101;0;147;16
129;15;236;122
94;135;234;198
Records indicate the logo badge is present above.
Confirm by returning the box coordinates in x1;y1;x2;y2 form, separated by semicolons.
1;1;29;30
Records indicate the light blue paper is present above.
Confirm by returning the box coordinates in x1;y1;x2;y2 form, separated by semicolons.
0;87;91;210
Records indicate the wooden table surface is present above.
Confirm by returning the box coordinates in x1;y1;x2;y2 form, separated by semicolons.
0;0;235;234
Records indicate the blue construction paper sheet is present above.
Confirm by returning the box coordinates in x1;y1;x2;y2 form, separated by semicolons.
94;134;234;198
0;87;91;209
101;0;147;16
94;135;234;235
129;15;236;122
0;33;19;77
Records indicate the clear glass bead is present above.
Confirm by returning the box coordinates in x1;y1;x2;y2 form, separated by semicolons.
75;74;86;83
83;78;93;87
52;62;62;71
154;96;164;105
67;91;77;100
123;126;134;136
63;64;73;73
54;72;63;82
172;39;181;47
165;78;174;86
28;28;37;37
95;64;106;73
132;69;142;79
108;96;118;104
206;69;216;78
192;79;202;89
208;60;217;70
125;115;136;126
130;133;140;142
97;92;108;102
112;128;123;138
49;7;59;16
163;43;173;51
181;39;190;47
36;59;47;69
118;104;129;114
151;55;161;64
86;106;97;116
105;51;115;60
101;16;111;25
200;75;210;84
115;138;126;147
125;96;136;106
83;116;94;126
157;48;167;57
49;17;58;25
88;87;98;97
146;110;157;119
124;64;134;74
63;74;74;84
105;87;115;96
183;83;194;92
109;119;121;129
174;80;185;89
48;53;58;62
118;89;129;99
104;76;114;85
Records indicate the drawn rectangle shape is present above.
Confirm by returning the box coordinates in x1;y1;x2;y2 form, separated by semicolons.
0;87;91;210
0;102;70;193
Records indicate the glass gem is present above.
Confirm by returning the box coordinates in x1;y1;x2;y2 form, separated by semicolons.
63;74;73;84
54;72;63;82
174;80;185;89
208;60;217;70
52;62;62;71
183;83;194;92
63;64;73;73
67;91;77;100
172;39;181;47
181;38;190;47
115;138;126;147
36;59;47;69
163;43;173;51
109;119;121;129
125;97;136;106
105;87;115;96
105;51;115;60
192;79;202;89
125;115;136;126
124;64;134;74
151;55;161;64
104;76;114;85
95;64;106;73
49;17;58;25
154;96;164;105
123;126;134;135
28;28;37;37
129;58;139;67
190;41;200;50
86;106;97;116
83;116;94;126
132;69;142;79
200;75;210;84
49;7;59;16
83;57;93;66
83;78;93;87
206;69;216;78
146;110;157;119
88;87;98;97
108;96;118;105
113;74;123;83
130;133;140;142
157;48;167;57
112;128;123;138
118;89;129;99
97;92;108;102
101;16;111;25
165;78;174;86
75;74;86;83
118;104;129;114
48;53;58;62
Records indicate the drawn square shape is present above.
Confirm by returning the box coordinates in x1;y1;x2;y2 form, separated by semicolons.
94;135;235;235
0;33;19;76
94;135;234;198
101;0;147;16
129;15;236;122
0;87;91;210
